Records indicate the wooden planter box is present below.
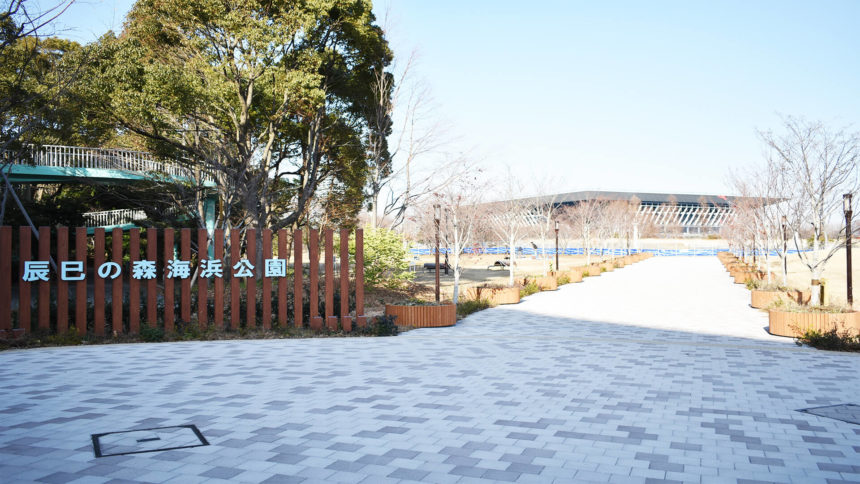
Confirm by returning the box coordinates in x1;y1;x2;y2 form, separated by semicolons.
385;304;456;328
733;271;764;284
534;276;558;291
563;270;583;283
751;289;812;309
768;309;860;337
464;286;520;305
583;265;601;276
599;263;615;272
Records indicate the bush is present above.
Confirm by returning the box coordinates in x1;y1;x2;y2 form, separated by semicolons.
370;314;398;336
520;280;540;298
582;270;590;277
457;299;491;317
795;327;860;351
557;273;571;285
350;227;414;289
140;324;165;342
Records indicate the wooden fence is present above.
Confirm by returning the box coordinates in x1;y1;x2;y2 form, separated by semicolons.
0;227;365;336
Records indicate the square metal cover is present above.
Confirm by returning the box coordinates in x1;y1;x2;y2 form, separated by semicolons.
798;404;860;425
92;425;209;457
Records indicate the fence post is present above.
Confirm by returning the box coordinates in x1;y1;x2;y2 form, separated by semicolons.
38;227;50;331
0;227;10;331
261;229;272;329
214;229;224;329
309;229;321;330
146;228;157;324
293;229;303;328
197;228;208;330
246;228;256;329
180;228;191;323
230;229;240;330
111;227;123;334
128;229;140;334
93;228;105;336
277;229;288;327
75;227;87;335
355;229;366;328
325;229;336;330
163;229;174;332
56;227;69;333
340;228;351;332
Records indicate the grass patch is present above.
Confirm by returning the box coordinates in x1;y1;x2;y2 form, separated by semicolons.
519;280;540;298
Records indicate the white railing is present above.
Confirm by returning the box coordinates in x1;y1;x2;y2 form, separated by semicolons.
4;144;211;181
83;209;147;227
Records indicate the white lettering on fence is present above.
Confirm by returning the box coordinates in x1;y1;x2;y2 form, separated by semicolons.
22;258;299;280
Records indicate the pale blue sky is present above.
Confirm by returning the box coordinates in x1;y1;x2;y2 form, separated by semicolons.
55;0;860;196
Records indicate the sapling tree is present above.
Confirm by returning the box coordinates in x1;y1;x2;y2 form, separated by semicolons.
487;170;529;287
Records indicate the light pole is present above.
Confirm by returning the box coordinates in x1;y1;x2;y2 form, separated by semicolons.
434;204;441;303
844;194;853;307
554;220;559;273
781;215;788;281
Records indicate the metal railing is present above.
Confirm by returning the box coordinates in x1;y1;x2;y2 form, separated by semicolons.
4;144;211;181
83;209;148;227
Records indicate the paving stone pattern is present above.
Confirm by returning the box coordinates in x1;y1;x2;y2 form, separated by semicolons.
1;257;858;483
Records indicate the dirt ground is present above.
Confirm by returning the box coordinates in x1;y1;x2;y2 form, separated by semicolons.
757;247;859;306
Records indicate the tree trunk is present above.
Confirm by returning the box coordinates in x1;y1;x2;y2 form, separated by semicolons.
508;232;515;287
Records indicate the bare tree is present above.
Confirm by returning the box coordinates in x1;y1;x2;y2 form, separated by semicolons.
561;199;603;266
487;170;529;287
529;179;562;275
434;172;487;304
760;117;860;303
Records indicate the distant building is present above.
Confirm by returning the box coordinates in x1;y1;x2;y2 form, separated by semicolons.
517;190;743;235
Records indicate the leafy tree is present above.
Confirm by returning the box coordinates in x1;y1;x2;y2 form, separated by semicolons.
350;226;413;288
85;0;392;235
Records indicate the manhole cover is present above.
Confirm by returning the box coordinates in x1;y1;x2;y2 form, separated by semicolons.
92;425;209;457
798;404;860;425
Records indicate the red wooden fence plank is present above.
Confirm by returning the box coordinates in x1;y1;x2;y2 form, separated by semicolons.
0;227;11;330
146;228;157;324
324;229;336;330
293;229;303;328
93;228;105;336
197;229;208;329
277;229;288;326
261;229;272;329
37;227;50;331
340;229;351;332
355;228;365;327
18;227;31;333
163;229;174;332
309;229;319;320
128;229;140;334
75;227;87;335
230;229;240;330
56;227;69;333
246;228;256;328
213;229;224;329
111;227;123;334
180;228;191;322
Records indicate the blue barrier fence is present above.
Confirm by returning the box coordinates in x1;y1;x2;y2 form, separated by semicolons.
410;247;809;257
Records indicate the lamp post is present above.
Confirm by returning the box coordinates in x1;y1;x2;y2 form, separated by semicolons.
554;220;559;273
844;194;853;307
781;215;788;281
434;204;441;303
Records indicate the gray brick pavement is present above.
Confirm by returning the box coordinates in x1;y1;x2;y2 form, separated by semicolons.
1;257;858;483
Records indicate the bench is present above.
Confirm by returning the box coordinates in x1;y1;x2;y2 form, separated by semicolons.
423;262;450;272
488;258;510;270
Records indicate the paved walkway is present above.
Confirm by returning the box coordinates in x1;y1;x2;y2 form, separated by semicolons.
1;257;858;484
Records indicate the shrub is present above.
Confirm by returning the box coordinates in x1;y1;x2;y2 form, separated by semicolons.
557;273;571;285
140;324;165;342
795;327;860;352
371;314;399;336
457;299;491;317
519;280;540;298
600;266;607;273
350;227;414;289
582;270;590;277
